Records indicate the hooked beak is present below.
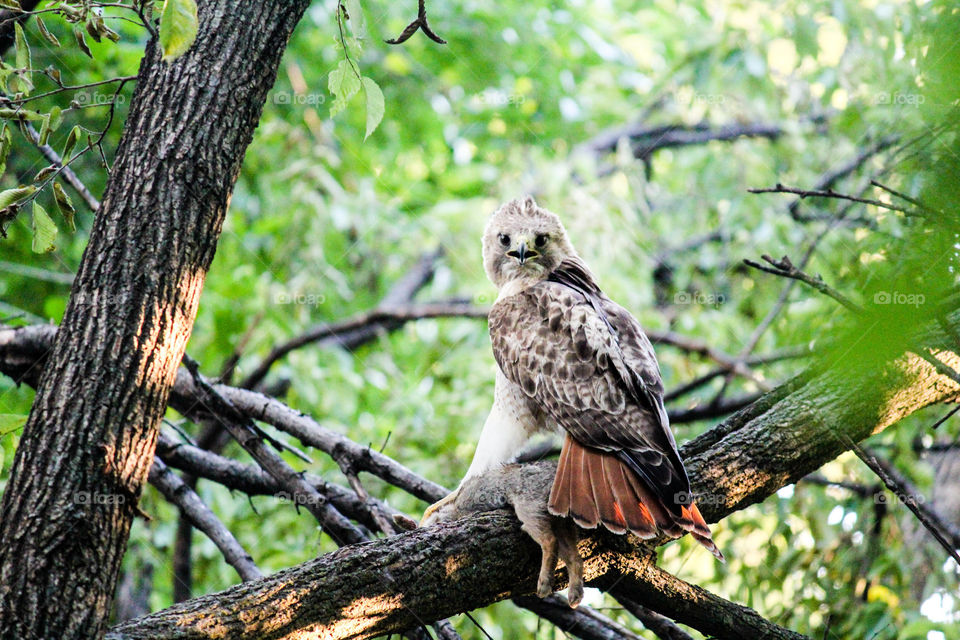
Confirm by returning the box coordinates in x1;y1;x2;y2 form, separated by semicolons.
507;242;538;265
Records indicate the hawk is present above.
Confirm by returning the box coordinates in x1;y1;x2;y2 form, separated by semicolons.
425;196;722;560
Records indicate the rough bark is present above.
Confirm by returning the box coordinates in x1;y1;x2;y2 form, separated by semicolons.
0;2;310;639
99;336;959;639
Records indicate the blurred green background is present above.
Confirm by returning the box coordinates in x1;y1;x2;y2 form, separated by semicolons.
1;0;958;638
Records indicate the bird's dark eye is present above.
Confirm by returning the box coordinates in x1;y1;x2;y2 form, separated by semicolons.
535;234;548;248
498;233;510;247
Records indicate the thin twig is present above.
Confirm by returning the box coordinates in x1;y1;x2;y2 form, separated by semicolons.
386;0;446;44
844;438;960;566
870;180;942;216
240;300;485;389
783;137;896;222
743;254;863;313
148;458;263;582
749;183;915;216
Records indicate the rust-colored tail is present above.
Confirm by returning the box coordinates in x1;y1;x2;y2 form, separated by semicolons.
548;434;724;561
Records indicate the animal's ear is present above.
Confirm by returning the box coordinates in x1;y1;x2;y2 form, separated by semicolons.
523;194;537;209
392;513;419;531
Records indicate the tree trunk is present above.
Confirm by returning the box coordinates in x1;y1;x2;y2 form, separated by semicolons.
0;2;309;639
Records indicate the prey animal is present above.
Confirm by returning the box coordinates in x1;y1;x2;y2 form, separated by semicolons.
426;461;585;606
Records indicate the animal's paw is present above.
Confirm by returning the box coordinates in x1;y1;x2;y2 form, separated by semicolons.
420;490;458;526
536;574;554;599
566;582;584;608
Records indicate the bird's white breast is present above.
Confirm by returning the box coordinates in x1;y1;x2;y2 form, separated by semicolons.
462;367;551;481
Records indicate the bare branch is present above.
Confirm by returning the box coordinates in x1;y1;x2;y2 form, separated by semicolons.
602;556;808;640
611;593;694;640
782;137;897;222
749;182;915;216
845;440;960;565
240;300;485;389
180;356;366;546
386;0;446;44
148;458;263;582
513;595;647;640
647;329;773;392
663;345;810;402
743;254;863;313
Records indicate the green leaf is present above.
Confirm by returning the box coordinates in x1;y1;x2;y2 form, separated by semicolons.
37;112;50;146
14;22;28;70
0;185;36;209
159;0;199;62
361;76;384;139
33;164;57;182
36;16;61;47
62;125;81;159
53;181;75;232
31;201;57;253
0;414;27;436
73;27;93;59
14;22;30;96
48;105;62;132
328;59;361;118
0;107;43;121
344;0;366;39
0;124;10;176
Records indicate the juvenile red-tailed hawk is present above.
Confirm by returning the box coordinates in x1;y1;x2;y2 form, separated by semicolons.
426;196;722;560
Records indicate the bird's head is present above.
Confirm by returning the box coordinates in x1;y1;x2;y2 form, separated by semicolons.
482;196;575;290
